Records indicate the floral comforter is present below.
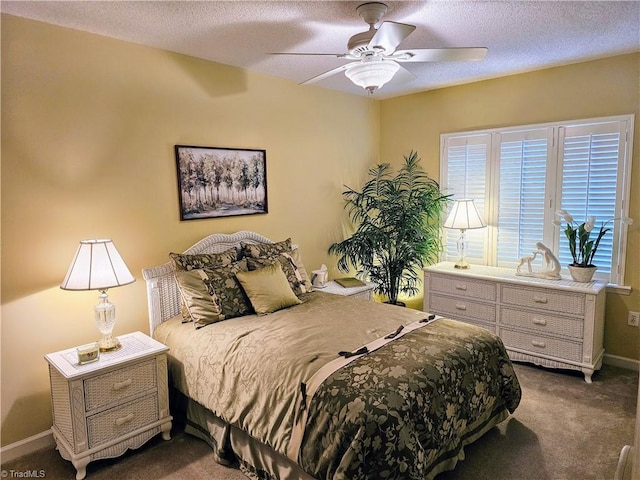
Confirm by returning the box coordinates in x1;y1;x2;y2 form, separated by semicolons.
154;292;521;480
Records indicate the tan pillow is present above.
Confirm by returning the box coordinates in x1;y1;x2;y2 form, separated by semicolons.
174;269;225;328
246;251;310;296
235;263;302;315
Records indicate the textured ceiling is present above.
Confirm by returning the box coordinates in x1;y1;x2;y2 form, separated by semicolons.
2;1;639;99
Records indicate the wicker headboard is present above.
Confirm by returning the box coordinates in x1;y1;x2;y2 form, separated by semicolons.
142;230;274;335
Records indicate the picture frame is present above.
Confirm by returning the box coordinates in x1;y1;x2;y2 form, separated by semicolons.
175;145;268;220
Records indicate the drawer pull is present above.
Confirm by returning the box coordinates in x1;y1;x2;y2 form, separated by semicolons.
115;413;135;426
455;284;467;291
455;304;467;311
531;340;546;348
532;318;547;326
533;296;548;304
113;379;133;391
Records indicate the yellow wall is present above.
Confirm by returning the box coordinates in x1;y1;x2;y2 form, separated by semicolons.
380;53;640;361
2;13;639;448
0;15;378;446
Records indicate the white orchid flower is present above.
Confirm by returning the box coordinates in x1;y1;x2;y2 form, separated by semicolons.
584;216;596;232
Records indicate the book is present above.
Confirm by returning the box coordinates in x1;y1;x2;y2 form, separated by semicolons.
334;277;366;288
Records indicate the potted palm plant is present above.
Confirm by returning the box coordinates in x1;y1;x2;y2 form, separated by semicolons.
329;151;450;305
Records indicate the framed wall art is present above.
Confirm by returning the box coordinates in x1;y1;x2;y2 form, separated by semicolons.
175;145;268;220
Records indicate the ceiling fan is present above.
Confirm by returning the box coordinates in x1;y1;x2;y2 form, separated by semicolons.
273;2;487;94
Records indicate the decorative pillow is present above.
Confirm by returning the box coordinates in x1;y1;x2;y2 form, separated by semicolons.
170;247;238;271
170;247;239;321
174;269;225;328
290;248;313;292
246;252;309;296
241;238;292;260
202;259;253;319
236;263;302;315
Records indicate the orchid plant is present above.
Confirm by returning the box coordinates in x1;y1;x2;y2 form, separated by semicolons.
554;210;633;267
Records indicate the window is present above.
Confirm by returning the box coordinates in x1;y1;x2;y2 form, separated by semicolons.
440;115;634;285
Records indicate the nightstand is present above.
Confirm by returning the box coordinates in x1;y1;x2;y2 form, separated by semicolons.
45;331;172;480
321;280;375;301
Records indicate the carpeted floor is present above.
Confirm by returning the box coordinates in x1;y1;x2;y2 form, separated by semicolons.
2;363;636;480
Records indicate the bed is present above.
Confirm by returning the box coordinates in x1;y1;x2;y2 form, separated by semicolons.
142;231;521;480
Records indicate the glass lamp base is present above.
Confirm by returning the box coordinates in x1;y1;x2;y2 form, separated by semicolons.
98;334;121;352
454;259;471;269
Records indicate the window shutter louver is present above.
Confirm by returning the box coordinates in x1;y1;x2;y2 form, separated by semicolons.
442;135;490;265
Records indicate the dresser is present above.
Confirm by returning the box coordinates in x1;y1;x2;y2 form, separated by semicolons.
45;332;172;479
423;262;607;383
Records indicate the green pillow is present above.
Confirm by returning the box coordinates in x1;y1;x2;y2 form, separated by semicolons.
236;263;302;315
174;269;225;328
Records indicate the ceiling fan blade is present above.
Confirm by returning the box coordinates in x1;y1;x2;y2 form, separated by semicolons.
270;52;348;58
394;47;488;62
393;64;417;84
368;21;416;54
301;63;355;85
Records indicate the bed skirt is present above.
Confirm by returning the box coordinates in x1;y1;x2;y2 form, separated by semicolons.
175;389;511;480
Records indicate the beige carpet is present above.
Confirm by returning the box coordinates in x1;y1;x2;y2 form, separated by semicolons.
2;363;636;480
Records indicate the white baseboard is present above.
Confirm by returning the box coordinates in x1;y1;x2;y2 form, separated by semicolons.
604;353;640;371
0;429;54;464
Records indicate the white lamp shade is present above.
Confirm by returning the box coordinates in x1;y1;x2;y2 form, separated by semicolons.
345;60;400;92
61;239;135;291
444;199;486;230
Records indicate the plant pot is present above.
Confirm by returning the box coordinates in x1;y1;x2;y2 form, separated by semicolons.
568;265;597;283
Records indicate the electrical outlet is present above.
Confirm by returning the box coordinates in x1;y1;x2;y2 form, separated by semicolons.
628;311;640;327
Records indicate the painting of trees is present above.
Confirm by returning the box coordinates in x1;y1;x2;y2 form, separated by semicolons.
175;146;267;220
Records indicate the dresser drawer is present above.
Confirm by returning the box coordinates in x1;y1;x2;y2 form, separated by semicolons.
430;293;496;323
430;274;496;301
500;328;582;362
500;285;585;315
87;393;159;448
500;307;584;339
84;359;157;412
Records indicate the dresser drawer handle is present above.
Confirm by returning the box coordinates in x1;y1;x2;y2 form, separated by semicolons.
455;303;467;311
533;296;548;304
531;340;546;348
115;413;135;426
113;379;132;391
532;318;547;326
455;284;467;291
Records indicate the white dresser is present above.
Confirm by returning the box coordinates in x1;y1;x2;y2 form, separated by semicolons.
45;331;172;479
423;262;606;383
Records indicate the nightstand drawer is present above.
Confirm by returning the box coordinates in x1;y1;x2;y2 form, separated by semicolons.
430;293;496;323
87;393;159;448
501;328;582;362
500;285;585;315
430;274;496;301
500;307;584;339
85;359;157;412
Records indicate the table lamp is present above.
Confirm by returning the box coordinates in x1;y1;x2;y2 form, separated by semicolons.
443;199;486;269
61;239;135;351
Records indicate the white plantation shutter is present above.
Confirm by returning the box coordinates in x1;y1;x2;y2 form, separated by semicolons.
441;134;490;265
558;121;628;280
497;129;549;267
440;115;633;285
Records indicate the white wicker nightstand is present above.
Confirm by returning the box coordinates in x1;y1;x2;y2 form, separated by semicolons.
320;281;375;301
45;331;172;480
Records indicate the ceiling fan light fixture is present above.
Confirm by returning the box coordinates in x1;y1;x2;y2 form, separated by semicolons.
345;60;399;93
